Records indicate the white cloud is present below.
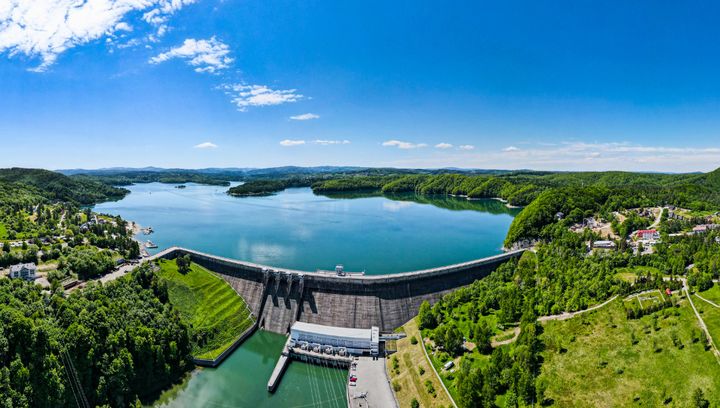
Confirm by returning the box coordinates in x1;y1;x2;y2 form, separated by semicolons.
194;142;218;149
389;141;720;172
458;145;475;150
313;139;350;145
435;143;453;149
382;140;428;149
280;139;306;147
115;22;133;32
503;146;520;152
150;37;233;73
0;0;195;71
222;84;304;111
290;113;320;121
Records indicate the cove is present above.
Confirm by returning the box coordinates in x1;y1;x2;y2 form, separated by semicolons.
94;183;520;275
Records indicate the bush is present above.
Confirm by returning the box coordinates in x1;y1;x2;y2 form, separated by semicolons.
410;398;420;408
418;366;425;375
392;380;401;392
410;336;418;345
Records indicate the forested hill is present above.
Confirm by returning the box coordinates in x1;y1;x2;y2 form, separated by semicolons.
0;168;128;205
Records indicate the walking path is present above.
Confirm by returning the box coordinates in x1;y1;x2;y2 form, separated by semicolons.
537;295;619;322
685;285;720;364
696;293;720;309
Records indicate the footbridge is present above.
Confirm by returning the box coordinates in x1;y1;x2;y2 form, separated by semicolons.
150;247;524;334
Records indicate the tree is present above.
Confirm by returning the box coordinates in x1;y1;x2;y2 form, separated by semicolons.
443;324;464;355
692;388;710;408
176;254;192;274
418;301;437;329
473;320;493;354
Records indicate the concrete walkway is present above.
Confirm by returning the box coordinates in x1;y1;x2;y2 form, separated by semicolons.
348;357;397;408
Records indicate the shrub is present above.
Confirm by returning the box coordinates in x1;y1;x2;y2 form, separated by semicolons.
410;398;420;408
410;336;418;345
392;380;401;392
418;366;425;375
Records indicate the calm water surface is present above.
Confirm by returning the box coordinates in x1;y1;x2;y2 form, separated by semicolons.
95;183;519;407
152;330;348;408
95;183;519;274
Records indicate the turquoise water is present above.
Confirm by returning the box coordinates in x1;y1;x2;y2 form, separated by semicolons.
95;183;519;274
96;183;519;407
152;330;348;408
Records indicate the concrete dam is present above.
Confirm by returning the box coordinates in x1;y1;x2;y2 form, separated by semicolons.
152;247;524;334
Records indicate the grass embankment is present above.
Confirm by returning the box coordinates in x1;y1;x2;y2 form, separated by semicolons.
539;298;720;407
157;259;255;360
387;318;454;408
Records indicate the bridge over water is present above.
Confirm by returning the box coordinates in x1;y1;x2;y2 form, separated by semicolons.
150;247;524;334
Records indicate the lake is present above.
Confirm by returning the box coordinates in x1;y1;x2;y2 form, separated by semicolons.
95;183;520;275
94;182;519;407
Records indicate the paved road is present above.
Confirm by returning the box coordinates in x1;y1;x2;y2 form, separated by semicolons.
348;357;397;408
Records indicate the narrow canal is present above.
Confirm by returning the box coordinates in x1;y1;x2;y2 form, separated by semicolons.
152;331;347;407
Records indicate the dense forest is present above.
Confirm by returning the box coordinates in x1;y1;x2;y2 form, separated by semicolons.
0;264;193;407
0;168;128;205
418;226;720;407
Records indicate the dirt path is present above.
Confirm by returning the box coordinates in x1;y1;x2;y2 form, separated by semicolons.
491;327;521;347
696;293;720;309
682;280;720;364
537;295;619;322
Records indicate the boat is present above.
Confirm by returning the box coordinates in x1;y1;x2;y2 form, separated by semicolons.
145;241;158;249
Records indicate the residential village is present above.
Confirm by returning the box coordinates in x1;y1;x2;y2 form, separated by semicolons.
0;203;142;289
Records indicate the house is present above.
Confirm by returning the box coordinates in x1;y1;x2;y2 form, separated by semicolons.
9;263;37;280
593;240;616;249
693;224;719;234
636;229;659;241
555;212;565;220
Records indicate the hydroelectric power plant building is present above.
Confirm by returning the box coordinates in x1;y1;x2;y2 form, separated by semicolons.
289;322;380;356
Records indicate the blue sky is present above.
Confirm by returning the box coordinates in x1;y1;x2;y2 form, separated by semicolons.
1;0;720;172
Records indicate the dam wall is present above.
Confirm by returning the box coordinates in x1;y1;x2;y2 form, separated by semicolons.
152;247;523;333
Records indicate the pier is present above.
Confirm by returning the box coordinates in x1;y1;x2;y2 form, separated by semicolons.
267;353;290;392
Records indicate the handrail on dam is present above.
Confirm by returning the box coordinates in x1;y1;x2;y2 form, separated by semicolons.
148;246;526;282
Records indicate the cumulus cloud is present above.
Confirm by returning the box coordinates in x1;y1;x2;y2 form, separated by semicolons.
503;146;520;152
458;145;475;150
194;142;218;149
313;139;350;145
290;113;320;121
435;143;453;149
150;37;233;73
0;0;195;71
279;139;306;147
221;84;303;111
382;140;428;149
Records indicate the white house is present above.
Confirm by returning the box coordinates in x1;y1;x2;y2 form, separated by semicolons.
9;263;37;280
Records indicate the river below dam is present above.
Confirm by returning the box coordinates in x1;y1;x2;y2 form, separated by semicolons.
94;182;519;407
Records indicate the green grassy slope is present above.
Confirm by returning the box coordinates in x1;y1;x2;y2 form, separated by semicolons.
157;259;255;359
539;299;720;407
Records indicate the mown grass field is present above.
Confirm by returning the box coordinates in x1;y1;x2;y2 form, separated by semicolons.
387;318;454;408
539;298;720;407
693;294;720;351
156;259;255;360
699;285;720;305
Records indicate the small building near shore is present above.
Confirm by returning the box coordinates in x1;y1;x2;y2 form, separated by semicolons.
9;263;37;280
592;240;616;250
289;322;379;356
